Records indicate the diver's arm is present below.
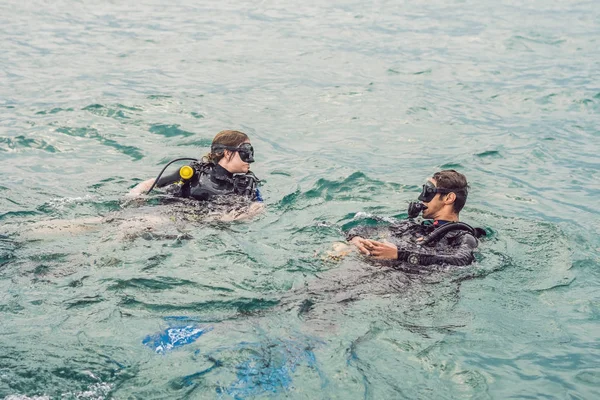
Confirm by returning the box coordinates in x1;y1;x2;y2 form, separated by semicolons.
127;178;155;197
346;226;381;255
155;170;182;188
219;202;266;222
346;219;408;254
127;170;183;197
396;234;477;266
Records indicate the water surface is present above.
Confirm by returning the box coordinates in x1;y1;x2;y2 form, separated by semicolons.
1;0;599;398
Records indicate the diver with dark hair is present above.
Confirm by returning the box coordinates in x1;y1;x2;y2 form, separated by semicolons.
128;130;262;204
345;170;485;268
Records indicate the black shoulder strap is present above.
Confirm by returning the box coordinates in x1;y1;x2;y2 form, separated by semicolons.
232;172;260;197
420;222;486;246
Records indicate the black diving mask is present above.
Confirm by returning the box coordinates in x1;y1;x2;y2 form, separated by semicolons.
418;181;452;203
213;143;255;163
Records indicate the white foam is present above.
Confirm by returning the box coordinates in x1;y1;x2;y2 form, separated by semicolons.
46;195;95;210
353;211;398;224
72;382;113;399
4;382;113;400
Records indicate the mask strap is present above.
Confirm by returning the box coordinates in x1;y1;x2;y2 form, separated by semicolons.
213;145;252;152
435;188;452;194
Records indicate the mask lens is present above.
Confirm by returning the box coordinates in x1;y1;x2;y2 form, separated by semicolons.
237;144;254;163
418;182;437;202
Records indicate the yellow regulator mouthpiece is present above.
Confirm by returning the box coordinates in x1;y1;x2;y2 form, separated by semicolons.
179;165;195;180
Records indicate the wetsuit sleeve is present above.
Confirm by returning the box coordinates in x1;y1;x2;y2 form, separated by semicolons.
395;233;478;266
155;170;181;188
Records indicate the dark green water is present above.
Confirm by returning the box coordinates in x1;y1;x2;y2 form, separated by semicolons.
1;0;599;398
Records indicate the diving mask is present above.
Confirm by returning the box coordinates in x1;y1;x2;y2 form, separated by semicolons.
212;143;255;163
418;181;452;203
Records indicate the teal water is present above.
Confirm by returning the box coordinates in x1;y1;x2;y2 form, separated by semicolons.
1;0;599;398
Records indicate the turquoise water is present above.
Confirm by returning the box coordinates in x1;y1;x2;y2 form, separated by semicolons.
1;0;599;398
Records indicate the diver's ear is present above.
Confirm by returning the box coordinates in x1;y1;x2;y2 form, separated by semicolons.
444;192;456;205
223;149;233;161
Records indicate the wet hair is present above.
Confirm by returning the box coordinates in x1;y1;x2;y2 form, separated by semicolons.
203;130;249;163
432;170;469;213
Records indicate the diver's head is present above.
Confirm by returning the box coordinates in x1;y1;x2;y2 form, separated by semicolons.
419;170;468;221
205;130;255;173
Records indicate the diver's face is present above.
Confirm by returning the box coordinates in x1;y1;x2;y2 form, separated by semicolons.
221;140;252;173
421;179;444;219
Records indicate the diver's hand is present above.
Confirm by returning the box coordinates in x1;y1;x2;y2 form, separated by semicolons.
350;236;371;255
366;240;398;260
233;202;265;221
220;202;266;222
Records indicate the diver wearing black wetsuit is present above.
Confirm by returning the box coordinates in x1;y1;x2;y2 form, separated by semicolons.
346;219;481;267
346;170;485;268
155;161;262;202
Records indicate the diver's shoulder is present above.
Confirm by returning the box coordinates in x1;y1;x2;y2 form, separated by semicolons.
446;222;485;248
447;230;478;247
191;161;215;173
